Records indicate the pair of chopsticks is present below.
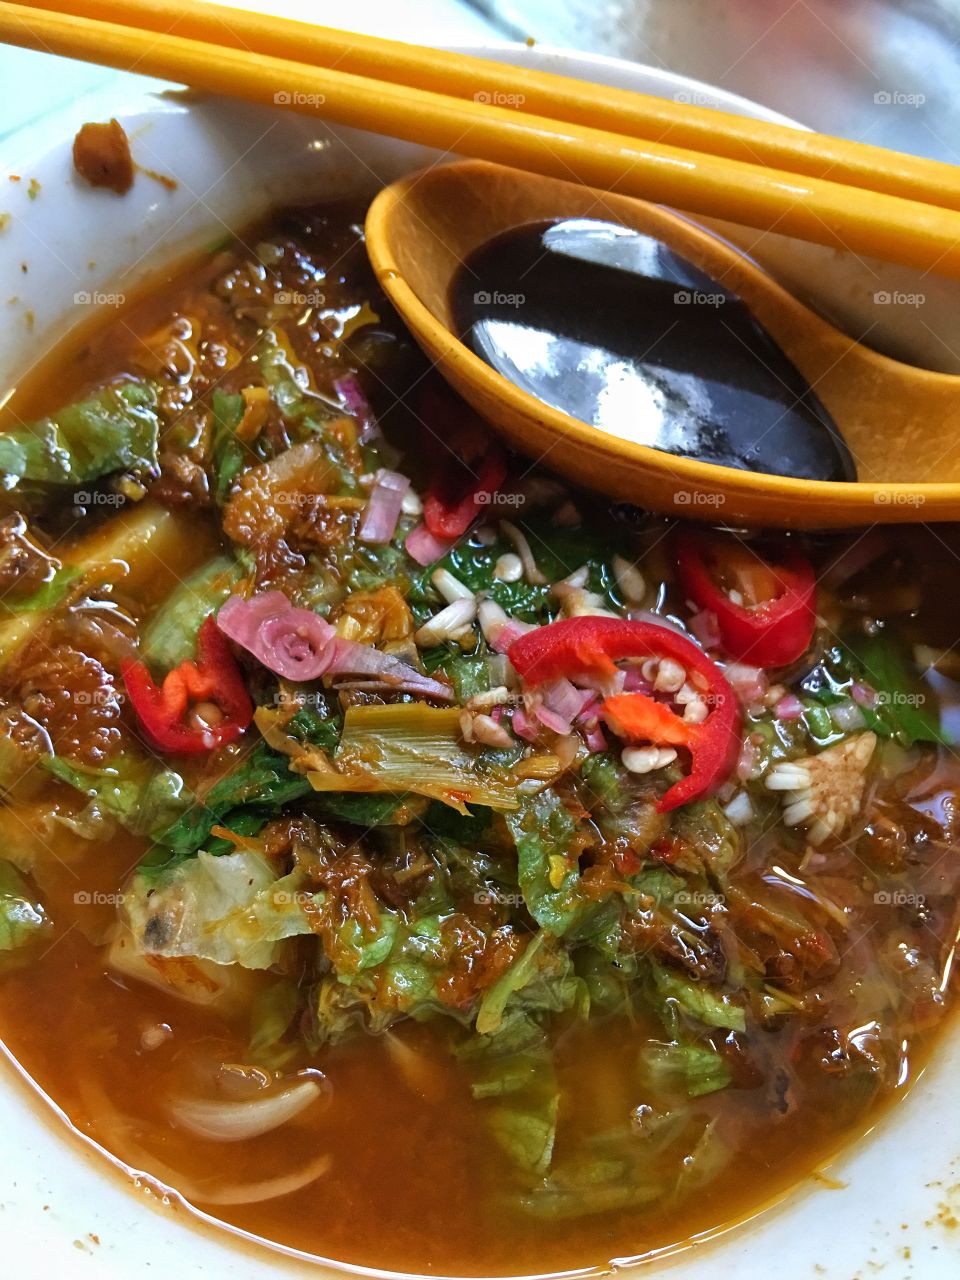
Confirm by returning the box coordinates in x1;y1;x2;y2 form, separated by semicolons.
4;0;960;276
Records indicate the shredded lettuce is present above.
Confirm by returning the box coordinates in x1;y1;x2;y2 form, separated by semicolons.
142;554;241;669
639;1041;732;1097
152;708;336;865
0;862;50;953
122;849;321;969
0;382;159;487
211;390;247;502
650;961;746;1033
505;791;587;936
45;754;192;839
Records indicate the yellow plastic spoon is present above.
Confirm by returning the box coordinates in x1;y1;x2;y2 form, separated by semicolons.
366;159;960;529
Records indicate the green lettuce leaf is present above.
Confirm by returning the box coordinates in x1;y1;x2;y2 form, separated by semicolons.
0;862;50;952
650;961;746;1033
211;390;246;502
0;382;158;486
45;754;192;839
639;1041;732;1097
122;849;321;969
142;554;241;669
505;791;585;936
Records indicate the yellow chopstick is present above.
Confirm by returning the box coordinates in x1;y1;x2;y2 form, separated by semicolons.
2;1;960;276
29;0;960;216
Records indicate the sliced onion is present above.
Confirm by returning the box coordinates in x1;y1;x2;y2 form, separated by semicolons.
334;373;379;443
736;737;759;782
218;591;337;681
511;707;539;741
622;667;654;694
333;639;453;699
821;531;886;588
535;704;573;736
218;591;452;700
405;522;454;566
688;607;721;650
358;468;409;544
724;662;768;706
575;693;601;724
626;608;691;637
191;1153;332;1205
492;618;537;654
169;1078;322;1142
830;699;866;732
775;693;805;720
540;677;588;724
850;682;878;709
584;723;607;752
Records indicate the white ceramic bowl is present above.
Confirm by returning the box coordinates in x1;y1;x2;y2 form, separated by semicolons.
0;43;957;1280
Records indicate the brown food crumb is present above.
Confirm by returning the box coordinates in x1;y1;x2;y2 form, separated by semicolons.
137;165;178;191
72;119;134;194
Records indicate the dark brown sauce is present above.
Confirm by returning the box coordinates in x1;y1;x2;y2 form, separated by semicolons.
451;219;855;481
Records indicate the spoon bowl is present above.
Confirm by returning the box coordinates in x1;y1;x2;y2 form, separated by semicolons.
366;159;960;528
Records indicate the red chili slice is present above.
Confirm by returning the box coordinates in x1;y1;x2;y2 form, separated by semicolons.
122;615;253;754
508;616;740;812
419;385;508;540
677;530;816;668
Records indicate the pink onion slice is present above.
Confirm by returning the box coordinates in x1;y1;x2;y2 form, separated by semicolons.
775;693;805;720
688;608;721;650
540;677;588;725
359;468;409;544
218;591;337;681
535;704;573;736
218;591;452;700
329;638;452;700
333;374;379;443
511;707;539;741
405;522;454;566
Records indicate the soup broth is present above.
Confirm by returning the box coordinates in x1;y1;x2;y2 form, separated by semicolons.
0;204;957;1276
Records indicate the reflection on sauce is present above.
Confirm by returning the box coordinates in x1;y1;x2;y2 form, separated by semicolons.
452;219;855;482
